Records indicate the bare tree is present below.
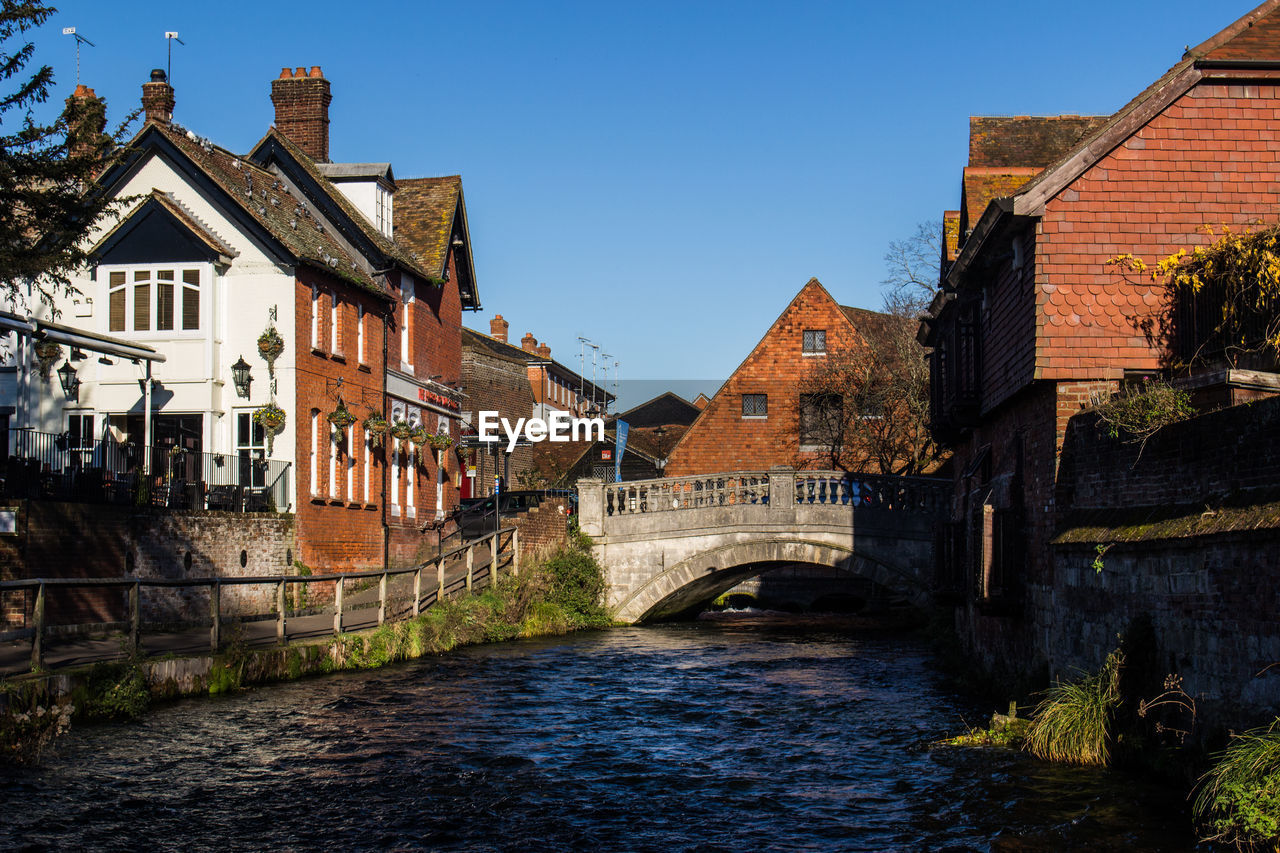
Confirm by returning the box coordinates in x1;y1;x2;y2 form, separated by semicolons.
882;219;942;318
792;220;944;475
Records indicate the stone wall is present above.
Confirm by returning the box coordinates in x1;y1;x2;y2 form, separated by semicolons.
0;501;295;630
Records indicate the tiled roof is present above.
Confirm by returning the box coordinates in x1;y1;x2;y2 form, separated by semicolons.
1203;1;1280;60
960;168;1042;236
942;211;960;265
615;391;702;428
155;123;379;292
395;176;461;279
968;116;1109;168
462;326;611;397
91;189;239;261
255;129;435;282
839;304;913;352
1011;1;1280;215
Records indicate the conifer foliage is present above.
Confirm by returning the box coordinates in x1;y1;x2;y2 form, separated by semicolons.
0;2;132;308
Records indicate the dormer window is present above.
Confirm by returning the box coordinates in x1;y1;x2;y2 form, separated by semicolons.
376;184;393;239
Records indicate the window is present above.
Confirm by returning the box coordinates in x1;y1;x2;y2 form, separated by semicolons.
803;329;826;354
375;185;393;238
330;291;340;355
400;279;414;369
741;393;768;418
104;266;202;333
346;427;355;503
800;393;843;449
310;409;320;497
310;286;320;350
328;419;338;499
362;428;371;504
390;439;401;516
356;304;365;363
406;441;416;519
67;413;95;468
236;411;267;488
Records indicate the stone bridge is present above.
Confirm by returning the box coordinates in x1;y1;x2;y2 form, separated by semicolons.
577;468;949;623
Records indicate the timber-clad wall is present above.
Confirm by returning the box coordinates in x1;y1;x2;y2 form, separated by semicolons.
0;501;295;629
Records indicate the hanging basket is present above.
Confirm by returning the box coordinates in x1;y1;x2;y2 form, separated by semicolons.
258;326;285;378
34;340;62;381
388;420;414;441
253;403;287;453
408;427;430;447
363;414;389;436
427;433;453;451
327;400;358;430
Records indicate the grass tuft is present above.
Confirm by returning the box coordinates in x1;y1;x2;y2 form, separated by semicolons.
1024;649;1123;766
1193;720;1280;849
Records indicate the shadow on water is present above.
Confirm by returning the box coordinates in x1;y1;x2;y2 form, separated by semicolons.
0;623;1197;851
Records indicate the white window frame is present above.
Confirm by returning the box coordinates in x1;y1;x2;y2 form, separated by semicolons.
406;443;416;519
328;419;338;499
310;286;320;350
802;329;827;356
390;438;401;517
310;409;320;496
400;278;414;372
330;290;340;355
362;428;371;503
100;263;208;337
357;304;365;364
346;426;355;503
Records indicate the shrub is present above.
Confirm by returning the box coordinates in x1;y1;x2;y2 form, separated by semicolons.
541;546;609;628
1194;721;1280;849
1093;379;1195;444
1025;649;1123;766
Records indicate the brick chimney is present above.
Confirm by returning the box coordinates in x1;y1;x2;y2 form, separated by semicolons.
489;314;509;343
536;343;551;359
271;66;332;162
65;84;106;159
521;333;537;353
141;69;174;125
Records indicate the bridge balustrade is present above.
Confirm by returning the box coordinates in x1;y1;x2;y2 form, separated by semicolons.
599;469;949;518
794;471;948;514
605;472;770;516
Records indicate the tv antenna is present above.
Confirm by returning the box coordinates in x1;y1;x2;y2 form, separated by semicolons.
62;28;95;85
165;32;185;82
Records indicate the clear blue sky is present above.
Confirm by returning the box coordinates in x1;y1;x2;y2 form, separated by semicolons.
25;0;1240;404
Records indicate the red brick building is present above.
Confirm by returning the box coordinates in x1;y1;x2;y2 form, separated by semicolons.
665;278;903;476
923;1;1280;667
459;316;611;496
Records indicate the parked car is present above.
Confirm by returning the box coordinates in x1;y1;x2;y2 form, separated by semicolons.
454;490;545;540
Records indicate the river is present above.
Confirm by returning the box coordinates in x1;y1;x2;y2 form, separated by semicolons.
0;623;1197;851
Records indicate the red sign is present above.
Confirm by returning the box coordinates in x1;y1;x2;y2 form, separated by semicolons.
601;449;612;460
418;387;460;412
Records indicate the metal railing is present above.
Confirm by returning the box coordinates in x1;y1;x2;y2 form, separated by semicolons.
4;429;291;512
0;526;519;674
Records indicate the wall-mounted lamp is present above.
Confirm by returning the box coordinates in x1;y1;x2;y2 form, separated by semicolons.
57;361;80;399
230;355;253;399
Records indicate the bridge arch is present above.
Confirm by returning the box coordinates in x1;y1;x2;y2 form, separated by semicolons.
611;537;929;624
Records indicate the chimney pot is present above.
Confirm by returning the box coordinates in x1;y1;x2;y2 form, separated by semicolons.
536;343;551;359
279;67;293;79
141;69;175;125
489;314;509;343
521;333;537;353
271;66;333;162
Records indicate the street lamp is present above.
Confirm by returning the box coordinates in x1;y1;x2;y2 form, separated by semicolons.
230;356;253;399
57;360;80;399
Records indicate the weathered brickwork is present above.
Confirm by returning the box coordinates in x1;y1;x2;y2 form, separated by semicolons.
0;501;295;629
512;497;571;558
293;268;391;572
270;68;331;162
665;279;869;475
460;335;537;494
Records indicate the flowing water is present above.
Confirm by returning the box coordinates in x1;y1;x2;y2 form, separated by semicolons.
0;624;1197;851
